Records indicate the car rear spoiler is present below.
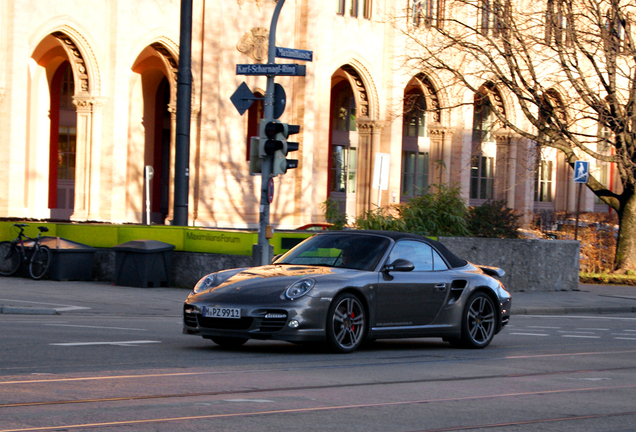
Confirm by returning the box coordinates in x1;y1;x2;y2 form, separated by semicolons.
478;265;505;278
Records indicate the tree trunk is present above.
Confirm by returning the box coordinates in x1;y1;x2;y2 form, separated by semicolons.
615;189;636;273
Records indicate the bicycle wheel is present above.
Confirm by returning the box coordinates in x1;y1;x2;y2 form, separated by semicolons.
0;241;22;276
29;245;51;280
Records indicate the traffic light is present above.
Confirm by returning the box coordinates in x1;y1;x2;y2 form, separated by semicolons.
259;120;283;157
249;136;262;175
259;120;300;176
273;123;300;176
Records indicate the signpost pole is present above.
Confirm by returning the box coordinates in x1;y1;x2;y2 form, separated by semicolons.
573;160;590;241
575;182;583;241
257;0;285;266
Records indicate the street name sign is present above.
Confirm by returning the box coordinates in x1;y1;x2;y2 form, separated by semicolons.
275;47;313;62
236;63;306;76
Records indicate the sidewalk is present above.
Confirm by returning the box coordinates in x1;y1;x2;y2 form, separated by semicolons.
0;276;635;316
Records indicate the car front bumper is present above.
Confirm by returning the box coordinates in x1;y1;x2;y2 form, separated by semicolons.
182;297;328;343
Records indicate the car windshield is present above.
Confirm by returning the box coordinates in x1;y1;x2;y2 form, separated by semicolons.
276;233;391;271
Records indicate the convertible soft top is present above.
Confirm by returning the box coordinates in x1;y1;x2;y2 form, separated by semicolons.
318;230;469;269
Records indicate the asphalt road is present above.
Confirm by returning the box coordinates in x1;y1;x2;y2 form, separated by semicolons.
1;301;636;431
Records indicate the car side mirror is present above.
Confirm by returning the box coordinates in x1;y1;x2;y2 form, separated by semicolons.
384;259;415;273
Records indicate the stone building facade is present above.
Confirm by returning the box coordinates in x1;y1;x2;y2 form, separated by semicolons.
0;0;617;229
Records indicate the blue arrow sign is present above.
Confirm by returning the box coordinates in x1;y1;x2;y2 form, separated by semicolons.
574;160;590;183
276;47;313;62
236;63;306;76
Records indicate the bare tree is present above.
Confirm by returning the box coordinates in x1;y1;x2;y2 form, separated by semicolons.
394;0;636;272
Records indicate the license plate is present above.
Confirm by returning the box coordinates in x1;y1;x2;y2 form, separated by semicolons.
203;306;241;319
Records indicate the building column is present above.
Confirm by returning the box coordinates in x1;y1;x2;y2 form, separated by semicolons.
357;120;385;211
429;126;451;186
71;96;105;221
165;103;177;224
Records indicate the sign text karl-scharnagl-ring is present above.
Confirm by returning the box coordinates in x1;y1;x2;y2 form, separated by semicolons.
236;63;306;76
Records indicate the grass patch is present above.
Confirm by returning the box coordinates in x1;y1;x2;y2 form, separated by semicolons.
580;272;636;286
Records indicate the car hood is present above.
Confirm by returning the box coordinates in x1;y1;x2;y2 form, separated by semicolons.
188;265;363;304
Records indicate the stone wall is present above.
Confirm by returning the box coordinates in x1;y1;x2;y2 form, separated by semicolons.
92;237;580;292
438;237;580;292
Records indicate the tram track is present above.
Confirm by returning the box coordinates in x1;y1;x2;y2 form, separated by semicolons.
1;365;635;410
1;384;636;432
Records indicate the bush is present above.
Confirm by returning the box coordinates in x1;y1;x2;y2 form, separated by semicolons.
321;197;348;230
354;206;405;231
352;184;470;237
466;200;520;239
398;184;470;236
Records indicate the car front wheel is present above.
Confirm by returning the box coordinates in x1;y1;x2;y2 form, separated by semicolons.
326;293;366;353
458;291;496;349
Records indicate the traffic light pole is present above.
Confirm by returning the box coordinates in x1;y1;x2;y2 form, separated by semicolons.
257;0;285;266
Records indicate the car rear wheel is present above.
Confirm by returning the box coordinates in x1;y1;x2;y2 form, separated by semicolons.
457;292;496;349
209;337;248;348
326;293;366;353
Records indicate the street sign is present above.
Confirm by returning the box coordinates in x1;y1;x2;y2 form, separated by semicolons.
230;82;256;116
276;47;313;62
236;63;306;76
574;160;590;183
373;153;391;191
273;83;286;119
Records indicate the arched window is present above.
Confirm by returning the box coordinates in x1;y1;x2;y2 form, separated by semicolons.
401;88;429;199
329;81;357;195
246;93;264;161
470;85;497;201
49;62;77;216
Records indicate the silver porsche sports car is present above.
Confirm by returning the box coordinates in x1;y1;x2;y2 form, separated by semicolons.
183;230;511;353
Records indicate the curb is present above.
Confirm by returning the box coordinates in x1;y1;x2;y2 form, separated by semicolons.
0;306;58;315
511;306;636;315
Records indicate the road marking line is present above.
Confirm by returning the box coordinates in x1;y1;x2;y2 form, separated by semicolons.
508;332;549;336
0;299;90;312
523;315;636;321
44;324;146;331
506;349;636;359
561;335;601;339
558;330;597;334
224;399;275;403
50;341;161;347
614;337;636;340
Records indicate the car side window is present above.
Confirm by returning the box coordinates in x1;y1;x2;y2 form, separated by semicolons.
388;241;434;271
432;249;449;271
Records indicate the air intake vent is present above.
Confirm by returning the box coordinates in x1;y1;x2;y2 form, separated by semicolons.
259;311;288;332
449;280;467;303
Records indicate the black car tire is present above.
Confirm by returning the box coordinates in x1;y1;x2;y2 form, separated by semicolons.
210;337;248;348
457;291;496;349
326;293;366;354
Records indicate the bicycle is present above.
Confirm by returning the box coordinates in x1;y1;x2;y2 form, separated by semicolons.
0;223;52;279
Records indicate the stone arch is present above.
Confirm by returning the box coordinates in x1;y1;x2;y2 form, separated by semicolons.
409;73;442;124
29;20;102;96
328;62;382;216
27;27;103;221
126;41;180;224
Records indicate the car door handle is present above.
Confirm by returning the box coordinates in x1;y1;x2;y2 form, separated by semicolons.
434;283;446;291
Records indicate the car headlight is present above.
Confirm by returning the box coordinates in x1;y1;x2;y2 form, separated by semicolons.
193;274;217;294
285;278;315;300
